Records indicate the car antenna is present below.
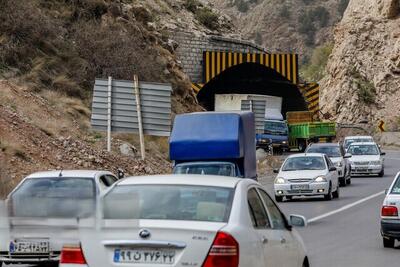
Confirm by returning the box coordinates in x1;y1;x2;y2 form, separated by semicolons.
59;169;63;177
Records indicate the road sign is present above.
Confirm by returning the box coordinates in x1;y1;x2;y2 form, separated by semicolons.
378;120;385;132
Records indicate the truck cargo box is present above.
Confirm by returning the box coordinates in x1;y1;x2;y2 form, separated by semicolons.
287;111;314;124
170;112;257;179
289;122;336;139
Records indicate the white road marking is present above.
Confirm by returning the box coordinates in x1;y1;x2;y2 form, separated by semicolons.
386;157;400;161
308;191;385;223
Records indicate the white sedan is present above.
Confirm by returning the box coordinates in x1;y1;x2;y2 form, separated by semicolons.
347;142;385;177
274;153;340;202
381;172;400;248
59;175;309;267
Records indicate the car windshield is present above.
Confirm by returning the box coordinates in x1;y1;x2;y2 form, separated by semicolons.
103;185;234;222
306;146;341;157
264;121;288;135
282;156;326;171
391;177;400;194
10;178;95;218
348;145;379;155
174;163;235;176
345;138;373;148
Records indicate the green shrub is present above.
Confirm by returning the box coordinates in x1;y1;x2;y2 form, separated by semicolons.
298;12;315;46
195;8;219;30
350;68;376;104
300;43;333;81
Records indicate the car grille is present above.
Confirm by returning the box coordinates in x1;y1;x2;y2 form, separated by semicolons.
287;190;313;194
288;179;313;183
353;161;370;165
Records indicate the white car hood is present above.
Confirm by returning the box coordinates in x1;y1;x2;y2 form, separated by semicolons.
350;155;380;162
279;170;327;179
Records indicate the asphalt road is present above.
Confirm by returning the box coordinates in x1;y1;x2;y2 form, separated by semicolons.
263;150;400;266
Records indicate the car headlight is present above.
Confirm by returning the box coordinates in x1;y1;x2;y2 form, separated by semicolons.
282;141;287;144
274;177;285;184
336;161;343;167
314;176;327;182
370;161;381;165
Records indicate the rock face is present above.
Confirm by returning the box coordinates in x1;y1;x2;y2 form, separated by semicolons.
320;0;400;129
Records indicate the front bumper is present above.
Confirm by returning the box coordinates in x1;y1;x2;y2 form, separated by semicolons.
275;182;329;196
381;219;400;239
351;165;382;175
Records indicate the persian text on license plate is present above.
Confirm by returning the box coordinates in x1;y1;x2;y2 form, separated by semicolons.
9;240;49;254
114;248;175;264
291;184;309;190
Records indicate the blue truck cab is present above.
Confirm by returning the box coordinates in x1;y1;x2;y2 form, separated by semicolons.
170;112;257;179
256;108;289;151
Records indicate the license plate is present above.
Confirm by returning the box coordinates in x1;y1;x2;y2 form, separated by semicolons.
291;184;309;190
356;167;368;172
9;239;49;254
114;248;175;264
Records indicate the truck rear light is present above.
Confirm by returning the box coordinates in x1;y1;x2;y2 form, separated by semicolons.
202;231;239;267
60;244;87;265
381;206;398;217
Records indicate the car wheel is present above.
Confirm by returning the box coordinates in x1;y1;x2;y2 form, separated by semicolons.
324;183;333;201
383;237;395;248
346;177;351;185
333;184;340;199
302;257;310;267
275;195;283;202
339;177;346;187
379;169;385;177
298;141;306;152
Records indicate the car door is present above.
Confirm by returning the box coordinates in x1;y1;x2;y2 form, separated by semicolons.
247;187;283;267
257;188;303;267
325;156;338;189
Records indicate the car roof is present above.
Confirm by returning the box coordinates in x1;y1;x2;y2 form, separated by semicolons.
287;153;325;158
344;136;373;140
117;174;243;188
348;142;377;146
26;170;112;179
308;142;340;147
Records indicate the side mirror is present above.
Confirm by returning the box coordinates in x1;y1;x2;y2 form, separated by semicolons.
329;167;337;172
385;189;389;194
273;169;279;174
117;169;125;179
381;152;386;156
344;153;352;159
288;214;307;227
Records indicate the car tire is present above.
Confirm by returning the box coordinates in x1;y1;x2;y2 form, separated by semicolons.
324;184;333;201
379;169;385;177
302;257;310;267
275;195;283;202
339;177;346;187
346;177;351;185
333;184;340;199
383;237;395;248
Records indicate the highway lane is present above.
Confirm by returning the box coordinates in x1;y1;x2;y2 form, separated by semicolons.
264;150;400;266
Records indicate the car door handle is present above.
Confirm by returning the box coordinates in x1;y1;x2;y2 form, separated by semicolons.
280;238;286;244
261;236;268;244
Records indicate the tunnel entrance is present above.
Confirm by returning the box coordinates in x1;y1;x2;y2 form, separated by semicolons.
196;62;308;118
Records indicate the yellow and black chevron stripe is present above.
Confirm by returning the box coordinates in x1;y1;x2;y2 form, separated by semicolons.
299;83;320;116
191;83;203;94
203;51;298;85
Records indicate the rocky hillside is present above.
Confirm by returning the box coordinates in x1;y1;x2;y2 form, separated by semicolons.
210;0;350;61
0;0;233;196
320;0;400;128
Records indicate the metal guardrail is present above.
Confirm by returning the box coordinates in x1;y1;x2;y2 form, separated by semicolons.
91;78;172;137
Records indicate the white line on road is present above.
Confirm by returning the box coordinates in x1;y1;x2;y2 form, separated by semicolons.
386;157;400;161
308;191;385;223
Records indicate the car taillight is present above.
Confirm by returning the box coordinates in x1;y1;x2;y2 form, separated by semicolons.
202;231;239;267
60;244;87;265
381;206;398;216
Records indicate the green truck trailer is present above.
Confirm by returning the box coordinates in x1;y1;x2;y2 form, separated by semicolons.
287;112;336;151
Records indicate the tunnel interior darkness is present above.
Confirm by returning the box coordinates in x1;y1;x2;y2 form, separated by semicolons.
197;62;308;118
